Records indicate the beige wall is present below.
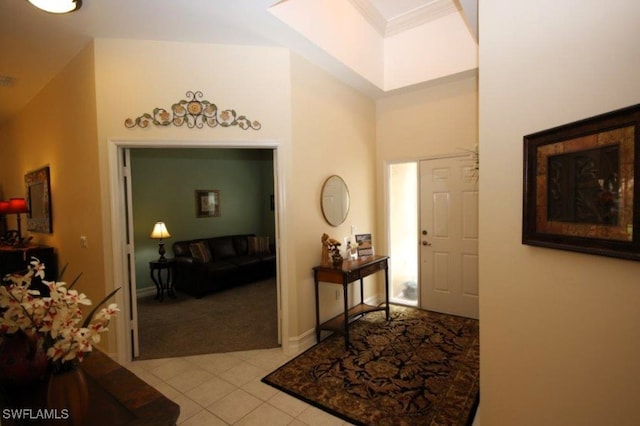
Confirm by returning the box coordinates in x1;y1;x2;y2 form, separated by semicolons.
290;54;377;339
0;45;108;348
376;72;478;254
0;38;379;357
91;40;377;352
92;39;295;355
480;1;640;424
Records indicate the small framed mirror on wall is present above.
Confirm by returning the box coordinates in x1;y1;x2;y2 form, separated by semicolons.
25;166;52;233
321;175;350;226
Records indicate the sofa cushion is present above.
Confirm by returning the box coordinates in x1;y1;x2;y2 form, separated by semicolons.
208;236;236;259
248;236;270;255
204;261;238;282
172;241;191;258
189;241;212;263
231;256;261;268
205;261;237;273
233;235;252;256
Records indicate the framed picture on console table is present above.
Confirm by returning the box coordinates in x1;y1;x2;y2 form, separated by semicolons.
522;104;640;261
355;233;374;257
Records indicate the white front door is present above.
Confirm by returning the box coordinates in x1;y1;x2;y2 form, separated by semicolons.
419;155;479;319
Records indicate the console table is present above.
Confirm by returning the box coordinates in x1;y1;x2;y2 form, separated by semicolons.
0;245;57;280
0;349;180;425
313;255;390;348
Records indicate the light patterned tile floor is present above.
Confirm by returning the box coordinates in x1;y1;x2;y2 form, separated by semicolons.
126;348;354;425
126;347;480;425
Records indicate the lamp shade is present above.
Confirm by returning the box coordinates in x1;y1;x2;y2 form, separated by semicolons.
8;198;29;214
150;222;171;239
0;201;9;215
27;0;82;13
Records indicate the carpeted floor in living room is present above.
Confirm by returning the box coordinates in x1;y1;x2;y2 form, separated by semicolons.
136;278;279;360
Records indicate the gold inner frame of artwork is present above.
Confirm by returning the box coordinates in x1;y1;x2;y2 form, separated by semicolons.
535;126;634;241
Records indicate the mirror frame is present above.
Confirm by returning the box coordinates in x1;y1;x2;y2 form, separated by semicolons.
25;166;53;234
321;175;350;227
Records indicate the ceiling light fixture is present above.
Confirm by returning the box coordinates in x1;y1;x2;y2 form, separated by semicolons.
27;0;82;14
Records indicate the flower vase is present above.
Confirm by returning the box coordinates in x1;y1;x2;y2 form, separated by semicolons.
47;366;89;426
0;331;49;387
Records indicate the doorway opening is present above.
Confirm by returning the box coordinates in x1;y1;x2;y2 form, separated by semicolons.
108;139;287;363
129;147;277;359
388;161;419;306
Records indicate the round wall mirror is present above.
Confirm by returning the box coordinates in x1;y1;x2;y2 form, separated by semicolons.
321;175;350;226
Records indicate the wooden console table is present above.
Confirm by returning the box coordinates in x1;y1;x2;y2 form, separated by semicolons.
0;350;180;425
0;245;57;280
313;255;390;349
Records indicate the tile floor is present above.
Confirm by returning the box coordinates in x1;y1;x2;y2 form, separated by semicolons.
125;347;480;425
125;347;354;425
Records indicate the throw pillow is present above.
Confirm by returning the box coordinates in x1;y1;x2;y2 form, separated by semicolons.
189;241;212;263
248;236;270;255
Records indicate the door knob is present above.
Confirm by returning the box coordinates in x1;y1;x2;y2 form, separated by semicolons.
422;241;431;246
422;230;428;235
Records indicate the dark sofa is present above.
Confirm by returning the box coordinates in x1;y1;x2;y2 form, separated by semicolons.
172;234;275;298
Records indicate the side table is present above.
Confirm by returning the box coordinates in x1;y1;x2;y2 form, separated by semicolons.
149;259;176;302
313;255;390;349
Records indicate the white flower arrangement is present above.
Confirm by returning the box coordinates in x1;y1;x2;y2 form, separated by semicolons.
0;258;119;372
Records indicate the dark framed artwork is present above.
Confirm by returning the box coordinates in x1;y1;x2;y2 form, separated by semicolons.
25;166;52;233
522;104;640;260
195;190;220;218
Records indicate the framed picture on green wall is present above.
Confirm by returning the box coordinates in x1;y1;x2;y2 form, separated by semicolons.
195;189;221;218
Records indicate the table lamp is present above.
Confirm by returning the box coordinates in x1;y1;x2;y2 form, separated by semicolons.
0;201;9;239
8;198;29;240
150;222;171;262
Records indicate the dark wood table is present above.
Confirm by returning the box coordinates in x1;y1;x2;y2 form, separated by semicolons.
0;245;57;280
0;349;180;425
149;259;176;302
313;255;390;348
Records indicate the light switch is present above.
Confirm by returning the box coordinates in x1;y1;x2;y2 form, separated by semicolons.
80;235;88;248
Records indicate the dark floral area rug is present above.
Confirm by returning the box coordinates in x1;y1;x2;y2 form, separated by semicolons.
262;305;479;426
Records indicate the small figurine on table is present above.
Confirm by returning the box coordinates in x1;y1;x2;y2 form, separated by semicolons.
321;233;343;267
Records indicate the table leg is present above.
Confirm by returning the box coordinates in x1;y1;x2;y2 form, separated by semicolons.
384;265;390;320
343;281;349;349
314;272;321;344
150;268;163;302
167;267;176;298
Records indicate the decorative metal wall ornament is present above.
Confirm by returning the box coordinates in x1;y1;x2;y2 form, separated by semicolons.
124;91;262;130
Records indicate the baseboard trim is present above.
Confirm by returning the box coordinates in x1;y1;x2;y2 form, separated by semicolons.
286;328;316;355
285;294;384;356
136;287;156;299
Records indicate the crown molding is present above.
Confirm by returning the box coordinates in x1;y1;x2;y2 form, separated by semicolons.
348;0;387;36
386;0;460;36
348;0;460;37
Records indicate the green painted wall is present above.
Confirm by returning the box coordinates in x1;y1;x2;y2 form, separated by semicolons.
131;148;275;291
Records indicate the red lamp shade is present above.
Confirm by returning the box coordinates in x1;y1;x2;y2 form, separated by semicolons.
8;198;29;214
0;200;9;214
